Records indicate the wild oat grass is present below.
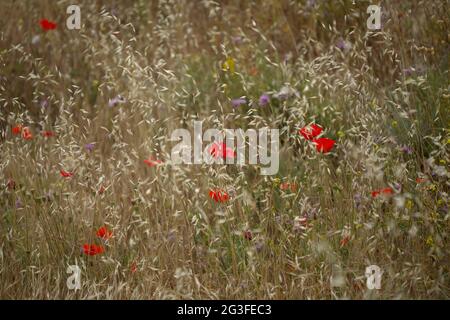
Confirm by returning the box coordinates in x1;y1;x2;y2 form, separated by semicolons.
0;0;448;299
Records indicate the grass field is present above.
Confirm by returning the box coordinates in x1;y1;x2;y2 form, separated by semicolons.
0;0;449;299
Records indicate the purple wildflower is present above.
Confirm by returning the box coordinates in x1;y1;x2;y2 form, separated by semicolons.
85;143;95;152
336;39;352;52
400;145;413;154
108;95;126;107
438;205;448;215
40;98;48;108
403;67;415;77
259;94;270;106
232;36;243;45
15;199;23;209
231;98;246;108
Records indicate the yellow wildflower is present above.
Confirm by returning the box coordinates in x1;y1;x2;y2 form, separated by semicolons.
426;235;433;246
272;177;281;187
222;57;235;73
405;200;413;210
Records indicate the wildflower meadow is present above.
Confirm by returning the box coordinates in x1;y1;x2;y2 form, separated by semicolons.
0;0;449;300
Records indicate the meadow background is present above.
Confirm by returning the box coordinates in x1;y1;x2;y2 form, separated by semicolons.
0;0;448;299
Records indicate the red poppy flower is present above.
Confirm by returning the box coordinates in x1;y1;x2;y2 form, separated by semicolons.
299;124;323;140
280;182;298;192
60;170;74;178
371;187;394;198
40;19;57;31
371;190;380;198
209;190;217;201
380;187;393;195
98;185;106;194
96;226;113;240
209;189;229;203
22;127;33;140
41;130;55;137
340;235;350;247
82;244;104;256
209;142;236;160
130;262;137;273
415;178;426;184
12;125;22;135
312;138;335;153
280;182;290;191
144;157;162;167
243;230;253;241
